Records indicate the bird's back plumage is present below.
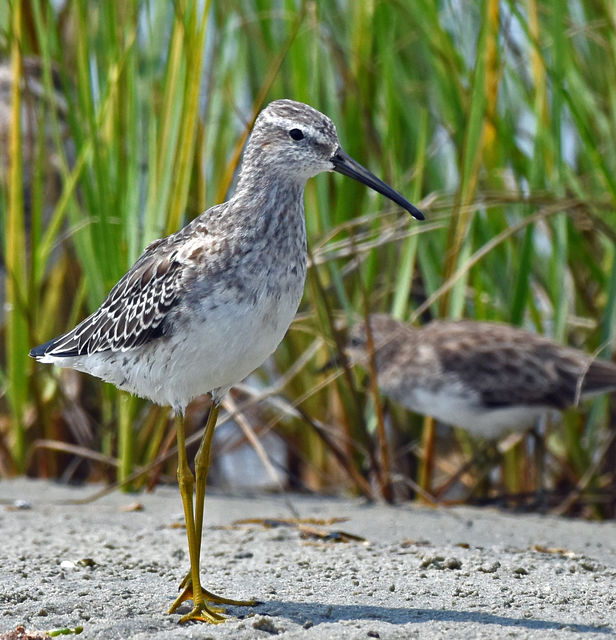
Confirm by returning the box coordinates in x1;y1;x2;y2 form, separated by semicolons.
420;320;616;409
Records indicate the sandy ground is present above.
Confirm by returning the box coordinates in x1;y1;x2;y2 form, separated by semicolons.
0;479;615;639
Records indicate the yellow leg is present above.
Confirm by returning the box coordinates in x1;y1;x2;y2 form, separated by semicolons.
169;405;256;617
196;404;257;606
170;412;224;624
194;404;219;558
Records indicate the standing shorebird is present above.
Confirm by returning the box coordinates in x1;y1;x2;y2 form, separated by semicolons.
345;314;616;438
30;100;423;624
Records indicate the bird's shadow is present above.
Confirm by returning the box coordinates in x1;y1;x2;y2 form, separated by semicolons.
230;600;612;634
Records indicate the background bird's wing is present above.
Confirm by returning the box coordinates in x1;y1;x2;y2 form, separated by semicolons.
428;321;590;409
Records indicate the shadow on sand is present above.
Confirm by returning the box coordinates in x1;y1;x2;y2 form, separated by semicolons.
231;600;612;634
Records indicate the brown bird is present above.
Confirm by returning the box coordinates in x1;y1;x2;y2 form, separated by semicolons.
345;313;616;439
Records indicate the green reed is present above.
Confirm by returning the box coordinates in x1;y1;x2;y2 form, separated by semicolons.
1;0;615;517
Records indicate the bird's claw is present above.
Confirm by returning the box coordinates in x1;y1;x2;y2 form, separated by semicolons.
179;602;226;624
169;575;257;618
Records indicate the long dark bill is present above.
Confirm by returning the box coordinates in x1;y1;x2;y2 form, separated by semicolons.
331;147;424;221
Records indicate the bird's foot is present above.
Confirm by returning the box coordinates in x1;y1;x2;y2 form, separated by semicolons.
169;575;257;616
169;583;225;615
179;601;226;624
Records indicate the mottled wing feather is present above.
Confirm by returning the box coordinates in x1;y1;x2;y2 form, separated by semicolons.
42;241;183;357
429;322;598;409
360;316;616;412
439;344;570;408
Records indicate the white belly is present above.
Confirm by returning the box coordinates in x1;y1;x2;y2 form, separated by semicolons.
395;386;548;440
62;279;303;412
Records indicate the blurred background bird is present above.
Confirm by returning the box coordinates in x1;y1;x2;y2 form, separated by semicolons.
343;314;616;506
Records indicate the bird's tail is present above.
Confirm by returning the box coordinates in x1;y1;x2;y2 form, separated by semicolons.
579;358;616;398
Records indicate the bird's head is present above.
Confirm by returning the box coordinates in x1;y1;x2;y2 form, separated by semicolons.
243;99;424;220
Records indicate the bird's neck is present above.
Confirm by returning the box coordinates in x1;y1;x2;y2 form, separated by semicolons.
235;141;308;198
233;161;307;232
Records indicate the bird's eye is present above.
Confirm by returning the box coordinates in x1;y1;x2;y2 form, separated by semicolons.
350;336;363;347
289;128;304;141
